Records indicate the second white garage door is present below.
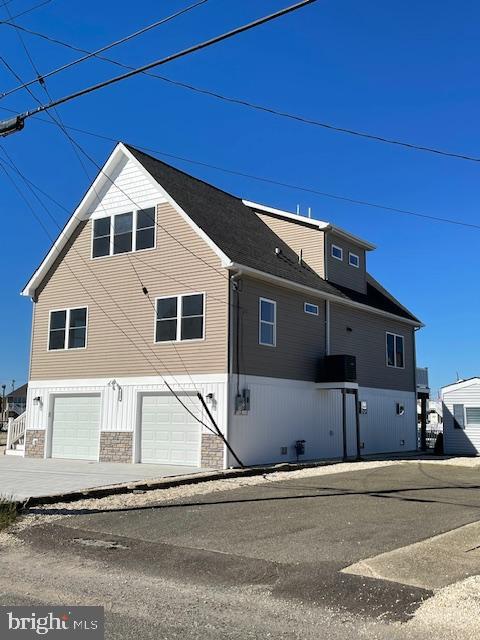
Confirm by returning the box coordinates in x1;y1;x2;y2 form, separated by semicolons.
140;394;201;465
51;394;101;460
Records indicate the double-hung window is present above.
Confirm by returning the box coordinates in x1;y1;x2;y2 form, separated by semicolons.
48;307;88;351
259;298;276;346
386;332;405;368
92;207;156;258
155;293;205;343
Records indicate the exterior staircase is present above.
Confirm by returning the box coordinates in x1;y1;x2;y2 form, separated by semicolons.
5;412;26;456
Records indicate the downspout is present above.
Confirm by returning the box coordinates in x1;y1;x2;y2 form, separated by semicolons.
325;300;330;356
228;270;242;467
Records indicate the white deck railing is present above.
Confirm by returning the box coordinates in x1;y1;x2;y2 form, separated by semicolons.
6;411;26;450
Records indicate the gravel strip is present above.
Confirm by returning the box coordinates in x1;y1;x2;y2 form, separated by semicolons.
407;575;480;640
1;459;401;536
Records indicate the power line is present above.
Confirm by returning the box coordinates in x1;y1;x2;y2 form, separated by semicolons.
17;0;319;120
0;0;209;100
0;31;229;420
0;20;219;426
3;0;53;21
1;12;479;164
0;99;478;232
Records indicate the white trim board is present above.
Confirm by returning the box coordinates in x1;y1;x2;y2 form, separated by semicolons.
227;262;423;327
243;200;376;250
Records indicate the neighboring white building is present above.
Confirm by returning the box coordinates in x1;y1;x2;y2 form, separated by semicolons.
441;378;480;455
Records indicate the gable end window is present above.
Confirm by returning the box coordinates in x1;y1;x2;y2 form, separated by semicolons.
349;252;360;268
48;307;87;351
304;302;319;316
92;207;156;258
331;244;343;261
155;293;205;343
259;298;276;346
386;332;404;368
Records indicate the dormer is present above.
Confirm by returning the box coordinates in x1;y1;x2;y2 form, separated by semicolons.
244;201;375;294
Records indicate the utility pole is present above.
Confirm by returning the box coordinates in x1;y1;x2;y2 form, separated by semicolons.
1;385;5;427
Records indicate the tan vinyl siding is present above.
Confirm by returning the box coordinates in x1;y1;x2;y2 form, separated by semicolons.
234;276;326;381
330;303;415;392
30;202;228;379
326;233;367;293
257;213;325;277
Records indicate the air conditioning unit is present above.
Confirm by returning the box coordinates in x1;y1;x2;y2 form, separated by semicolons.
316;355;357;383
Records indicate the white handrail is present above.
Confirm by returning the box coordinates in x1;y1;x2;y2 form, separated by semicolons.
6;412;26;449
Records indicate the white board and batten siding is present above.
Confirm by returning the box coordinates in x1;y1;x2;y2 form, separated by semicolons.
227;375;417;467
26;375;228;461
442;379;480;455
86;154;165;219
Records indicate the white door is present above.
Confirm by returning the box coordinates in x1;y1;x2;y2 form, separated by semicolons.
140;394;201;465
51;395;101;460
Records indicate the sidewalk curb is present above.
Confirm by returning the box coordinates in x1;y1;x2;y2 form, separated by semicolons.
21;459;341;509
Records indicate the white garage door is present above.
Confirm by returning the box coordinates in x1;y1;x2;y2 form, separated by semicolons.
51;395;101;460
140;394;201;465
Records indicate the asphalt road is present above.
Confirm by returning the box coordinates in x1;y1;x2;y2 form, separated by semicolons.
2;461;480;638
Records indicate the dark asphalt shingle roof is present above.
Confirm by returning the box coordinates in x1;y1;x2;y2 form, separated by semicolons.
126;145;419;324
7;383;27;399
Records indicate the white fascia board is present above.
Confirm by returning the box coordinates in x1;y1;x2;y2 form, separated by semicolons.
441;378;480;395
21;143;128;298
243;199;376;251
22;144;232;298
226;261;423;328
120;144;232;268
243;200;329;230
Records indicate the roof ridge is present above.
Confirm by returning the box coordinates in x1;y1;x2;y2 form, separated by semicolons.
123;142;245;204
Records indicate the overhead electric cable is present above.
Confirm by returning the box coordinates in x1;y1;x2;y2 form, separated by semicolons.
0;99;477;232
0;0;209;99
0;8;478;164
16;0;319;120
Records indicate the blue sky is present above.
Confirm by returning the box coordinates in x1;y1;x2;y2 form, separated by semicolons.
0;0;478;396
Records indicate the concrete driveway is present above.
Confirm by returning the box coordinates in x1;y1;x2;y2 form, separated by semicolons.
5;461;480;639
0;455;206;500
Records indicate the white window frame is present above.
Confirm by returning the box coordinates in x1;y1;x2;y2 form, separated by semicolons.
304;302;319;316
386;332;405;369
91;207;157;259
331;244;343;261
349;252;360;268
47;306;89;352
259;297;277;347
465;406;480;426
154;292;206;344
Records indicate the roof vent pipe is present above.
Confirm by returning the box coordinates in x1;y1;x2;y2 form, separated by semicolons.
308;207;312;218
275;247;282;256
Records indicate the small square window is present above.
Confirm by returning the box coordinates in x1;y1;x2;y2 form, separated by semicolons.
155;294;205;343
48;307;87;351
331;244;343;261
304;302;319;315
349;252;360;268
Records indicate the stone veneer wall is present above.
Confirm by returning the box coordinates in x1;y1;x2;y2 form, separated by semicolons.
99;432;133;463
201;433;224;468
25;429;46;458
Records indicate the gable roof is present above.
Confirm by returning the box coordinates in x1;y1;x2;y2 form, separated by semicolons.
22;142;421;325
441;377;480;394
7;383;27;399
